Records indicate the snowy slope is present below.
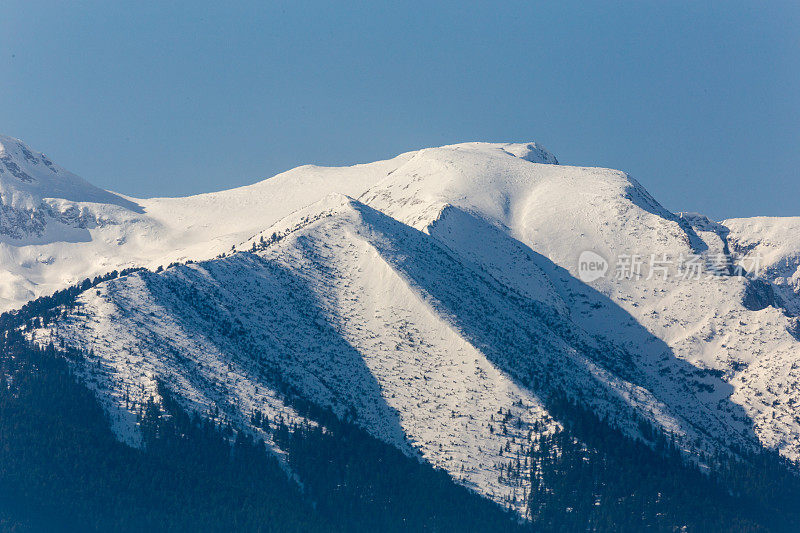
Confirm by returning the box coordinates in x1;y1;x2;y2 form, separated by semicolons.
33;194;753;513
0;139;559;311
724;216;800;314
8;132;800;513
0;135;418;309
358;143;800;460
36;195;561;512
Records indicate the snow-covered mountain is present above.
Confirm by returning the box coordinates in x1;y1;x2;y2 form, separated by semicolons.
6;133;800;515
0;134;425;309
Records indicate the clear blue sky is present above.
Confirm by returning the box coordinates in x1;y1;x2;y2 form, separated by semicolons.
1;1;798;219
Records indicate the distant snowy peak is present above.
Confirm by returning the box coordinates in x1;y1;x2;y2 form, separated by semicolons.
0;134;61;184
429;141;558;165
0;134;142;240
499;142;559;164
0;134;139;208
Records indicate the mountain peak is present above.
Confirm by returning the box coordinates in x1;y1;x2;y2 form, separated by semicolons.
500;141;559;164
428;141;559;165
0;134;59;184
0;133;142;215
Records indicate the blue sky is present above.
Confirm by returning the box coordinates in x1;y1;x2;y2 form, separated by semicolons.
1;1;798;219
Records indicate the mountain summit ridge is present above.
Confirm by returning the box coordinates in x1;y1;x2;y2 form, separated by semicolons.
0;136;556;309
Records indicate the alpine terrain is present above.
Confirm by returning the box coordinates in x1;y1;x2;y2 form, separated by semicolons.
2;133;800;531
